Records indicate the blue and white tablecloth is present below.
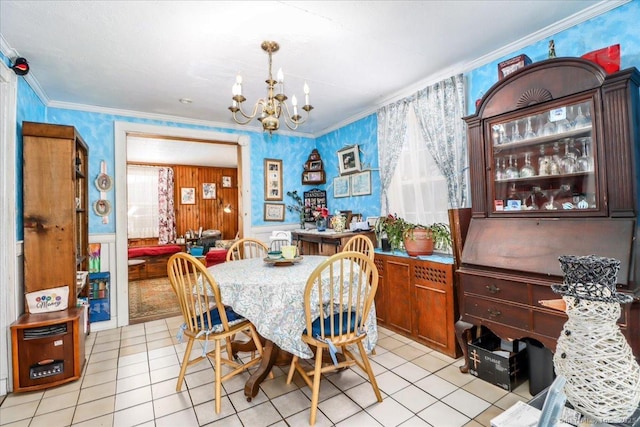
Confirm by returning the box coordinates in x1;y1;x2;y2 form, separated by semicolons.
208;255;378;358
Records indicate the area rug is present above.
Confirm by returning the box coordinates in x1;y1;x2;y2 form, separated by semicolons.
128;277;182;324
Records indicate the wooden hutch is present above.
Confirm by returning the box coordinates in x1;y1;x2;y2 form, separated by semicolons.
456;59;640;370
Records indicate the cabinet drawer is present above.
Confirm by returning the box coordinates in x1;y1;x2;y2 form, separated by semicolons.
464;296;530;330
460;273;528;304
532;309;566;340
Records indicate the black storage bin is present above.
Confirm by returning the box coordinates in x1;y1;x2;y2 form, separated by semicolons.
526;339;556;396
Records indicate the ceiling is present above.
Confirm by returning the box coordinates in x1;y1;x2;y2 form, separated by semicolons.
1;1;611;136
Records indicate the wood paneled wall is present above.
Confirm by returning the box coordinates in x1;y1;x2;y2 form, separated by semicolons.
128;163;238;242
173;165;238;240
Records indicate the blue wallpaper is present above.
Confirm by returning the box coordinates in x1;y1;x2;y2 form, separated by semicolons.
11;0;640;237
467;1;640;115
46;108;315;233
316;115;381;220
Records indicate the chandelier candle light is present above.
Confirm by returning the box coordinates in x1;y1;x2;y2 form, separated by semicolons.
229;41;313;133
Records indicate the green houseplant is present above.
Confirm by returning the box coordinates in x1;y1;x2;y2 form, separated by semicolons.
376;214;452;256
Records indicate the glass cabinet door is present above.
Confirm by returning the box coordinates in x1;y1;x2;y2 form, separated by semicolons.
489;98;597;214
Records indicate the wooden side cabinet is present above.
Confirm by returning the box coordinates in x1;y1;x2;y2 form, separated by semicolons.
22;122;89;310
374;251;461;358
11;308;86;392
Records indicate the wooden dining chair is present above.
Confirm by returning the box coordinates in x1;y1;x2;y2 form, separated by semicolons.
286;251;382;425
342;234;375;260
226;237;269;261
167;252;264;414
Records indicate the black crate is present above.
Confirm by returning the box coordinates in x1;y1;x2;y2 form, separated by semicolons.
468;332;528;391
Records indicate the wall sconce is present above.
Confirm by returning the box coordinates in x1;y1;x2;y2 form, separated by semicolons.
223;204;233;214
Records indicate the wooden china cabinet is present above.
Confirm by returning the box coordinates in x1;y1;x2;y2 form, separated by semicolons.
456;58;640;371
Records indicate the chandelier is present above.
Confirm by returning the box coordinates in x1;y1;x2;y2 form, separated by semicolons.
229;41;313;133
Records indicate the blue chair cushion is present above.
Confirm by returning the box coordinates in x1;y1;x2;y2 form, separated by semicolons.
197;306;244;331
306;311;358;336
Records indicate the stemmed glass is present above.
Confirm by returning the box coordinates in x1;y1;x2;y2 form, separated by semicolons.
498;124;510;145
555;113;572;134
524;117;536;139
550;142;561;175
495;157;505;180
505;155;519;179
573;104;590;129
577;137;593;172
511;121;523;142
541;116;556;136
519;152;535;178
560;141;578;174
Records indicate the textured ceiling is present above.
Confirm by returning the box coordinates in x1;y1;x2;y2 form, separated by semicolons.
1;0;609;139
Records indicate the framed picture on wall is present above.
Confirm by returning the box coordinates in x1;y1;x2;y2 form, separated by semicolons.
337;144;361;175
334;175;350;198
181;187;196;204
202;183;216;199
264;158;283;201
264;203;285;221
351;170;371;196
222;176;232;188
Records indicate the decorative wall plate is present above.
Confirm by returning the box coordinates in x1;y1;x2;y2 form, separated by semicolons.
95;173;113;192
93;199;112;216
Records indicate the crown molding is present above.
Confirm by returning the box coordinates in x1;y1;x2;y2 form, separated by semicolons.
47;100;316;139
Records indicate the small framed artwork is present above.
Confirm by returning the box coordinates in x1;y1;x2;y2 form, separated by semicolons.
181;187;196;204
337;144;361;175
264;158;283;201
202;183;216;199
264;203;285;221
222;176;232;188
334;175;350;198
351;170;371;196
309;160;322;171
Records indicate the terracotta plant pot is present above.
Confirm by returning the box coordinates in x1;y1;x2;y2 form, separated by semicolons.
403;228;434;256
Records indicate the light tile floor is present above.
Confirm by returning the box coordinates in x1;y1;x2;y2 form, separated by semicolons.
0;316;534;426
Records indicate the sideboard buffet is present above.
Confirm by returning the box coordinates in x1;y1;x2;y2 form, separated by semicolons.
374;251;461;358
456;58;640;370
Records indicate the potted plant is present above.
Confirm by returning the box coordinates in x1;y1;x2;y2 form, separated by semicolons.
377;214;452;256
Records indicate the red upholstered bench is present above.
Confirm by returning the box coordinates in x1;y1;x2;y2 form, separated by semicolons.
206;248;228;267
128;245;183;280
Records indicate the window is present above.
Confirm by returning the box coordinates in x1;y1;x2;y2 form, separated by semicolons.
127;165;161;238
387;108;449;226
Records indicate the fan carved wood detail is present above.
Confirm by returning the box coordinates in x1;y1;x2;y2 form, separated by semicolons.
516;88;553;108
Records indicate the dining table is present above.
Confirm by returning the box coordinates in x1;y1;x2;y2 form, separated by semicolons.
207;255;378;400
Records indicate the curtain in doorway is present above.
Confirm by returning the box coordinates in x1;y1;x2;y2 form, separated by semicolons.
158;167;176;244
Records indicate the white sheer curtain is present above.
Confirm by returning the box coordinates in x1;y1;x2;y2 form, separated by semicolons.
127;165;161;238
387;108;449;226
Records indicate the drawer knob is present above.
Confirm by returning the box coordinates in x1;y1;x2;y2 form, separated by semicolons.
487;308;502;317
485;284;501;294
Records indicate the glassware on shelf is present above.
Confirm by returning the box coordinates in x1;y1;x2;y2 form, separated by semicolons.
524;117;537;139
560;140;578;174
495;157;505;180
498;124;510;145
555;114;572;134
541;114;556;136
519;152;535;178
573;105;590;129
576;137;593;172
538;145;549;176
550;142;561;175
505;155;519;179
511;121;523;142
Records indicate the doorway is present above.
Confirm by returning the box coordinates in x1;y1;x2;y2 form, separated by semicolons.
114;122;251;326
